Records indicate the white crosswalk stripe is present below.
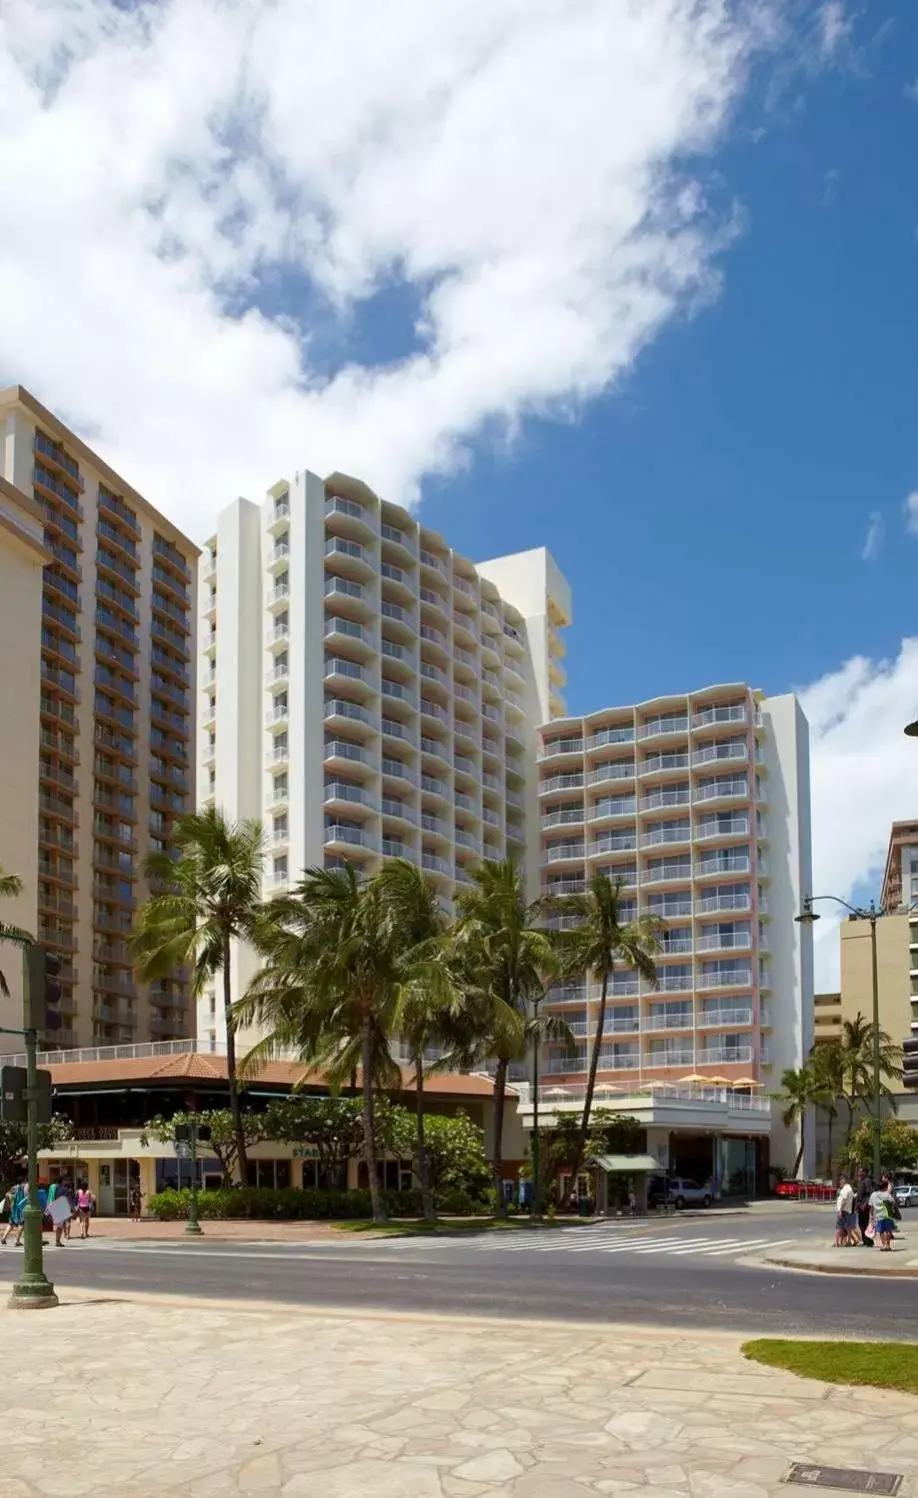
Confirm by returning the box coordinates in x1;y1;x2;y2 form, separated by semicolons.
60;1228;797;1263
362;1228;796;1261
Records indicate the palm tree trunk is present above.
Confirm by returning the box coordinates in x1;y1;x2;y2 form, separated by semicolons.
414;1052;435;1223
361;1014;386;1223
843;1095;856;1144
491;1057;509;1218
222;934;248;1185
568;965;608;1192
792;1112;805;1179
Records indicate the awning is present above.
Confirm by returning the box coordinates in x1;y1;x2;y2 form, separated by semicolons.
589;1154;663;1174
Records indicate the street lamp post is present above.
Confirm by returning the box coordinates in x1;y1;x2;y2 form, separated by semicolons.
531;994;542;1218
796;894;883;1181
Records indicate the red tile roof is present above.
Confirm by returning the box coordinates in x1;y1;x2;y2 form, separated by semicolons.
46;1053;499;1097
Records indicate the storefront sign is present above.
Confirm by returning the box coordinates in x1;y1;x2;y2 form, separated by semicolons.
291;1147;321;1161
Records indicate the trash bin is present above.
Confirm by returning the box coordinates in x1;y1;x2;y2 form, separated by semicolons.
578;1196;591;1218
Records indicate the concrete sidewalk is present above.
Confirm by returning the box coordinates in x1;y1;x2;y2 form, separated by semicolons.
765;1242;918;1276
3;1295;917;1497
70;1217;342;1243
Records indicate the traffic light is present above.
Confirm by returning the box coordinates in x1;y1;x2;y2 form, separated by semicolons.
24;946;62;1034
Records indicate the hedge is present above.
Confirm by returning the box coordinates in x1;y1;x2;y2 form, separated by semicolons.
147;1186;425;1221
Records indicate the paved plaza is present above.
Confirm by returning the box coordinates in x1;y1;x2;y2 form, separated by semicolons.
4;1294;917;1497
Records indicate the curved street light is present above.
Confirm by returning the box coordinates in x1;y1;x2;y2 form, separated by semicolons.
795;893;883;1179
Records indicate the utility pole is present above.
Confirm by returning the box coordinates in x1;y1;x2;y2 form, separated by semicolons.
9;945;58;1309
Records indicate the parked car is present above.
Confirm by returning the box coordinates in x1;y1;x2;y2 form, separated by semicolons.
648;1176;712;1210
894;1184;918;1208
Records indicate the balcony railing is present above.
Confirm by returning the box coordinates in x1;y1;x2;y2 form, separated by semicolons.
693;742;747;767
698;1046;754;1064
637;717;688;740
539;739;584;759
540;773;584;794
695;818;750;841
325;824;376;849
642;863;691;885
692;704;747;730
698;1009;753;1028
695;892;752;914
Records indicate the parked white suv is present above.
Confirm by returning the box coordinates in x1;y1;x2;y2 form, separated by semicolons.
894;1184;918;1209
649;1177;712;1210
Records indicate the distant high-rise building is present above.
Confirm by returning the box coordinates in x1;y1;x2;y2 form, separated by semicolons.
0;473;48;1046
197;469;571;1049
0;387;198;1048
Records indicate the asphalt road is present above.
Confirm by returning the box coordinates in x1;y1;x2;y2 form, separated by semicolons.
0;1211;912;1338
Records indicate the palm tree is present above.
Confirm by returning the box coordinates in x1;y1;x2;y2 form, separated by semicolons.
0;865;26;999
451;859;566;1214
840;1013;902;1140
808;1042;845;1177
132;807;263;1183
376;860;458;1223
778;1064;815;1178
554;872;662;1190
238;863;450;1224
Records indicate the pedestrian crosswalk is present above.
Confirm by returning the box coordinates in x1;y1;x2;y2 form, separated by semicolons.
374;1226;795;1261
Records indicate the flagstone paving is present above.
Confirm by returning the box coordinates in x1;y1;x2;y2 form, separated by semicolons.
2;1295;915;1496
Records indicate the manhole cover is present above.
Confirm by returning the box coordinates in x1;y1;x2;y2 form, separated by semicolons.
784;1463;904;1494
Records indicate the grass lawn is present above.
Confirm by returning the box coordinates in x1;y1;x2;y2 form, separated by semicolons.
332;1215;591;1238
743;1339;918;1394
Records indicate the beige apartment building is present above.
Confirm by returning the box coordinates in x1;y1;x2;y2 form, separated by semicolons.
837;912;911;1042
812;990;842;1043
0;476;49;1040
0;387;198;1048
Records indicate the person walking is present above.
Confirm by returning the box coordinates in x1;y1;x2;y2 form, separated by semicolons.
75;1181;94;1239
870;1176;896;1252
855;1168;873;1247
835;1174;856;1247
129;1184;143;1223
1;1178;27;1247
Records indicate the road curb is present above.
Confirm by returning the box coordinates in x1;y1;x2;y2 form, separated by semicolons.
763;1254;918;1279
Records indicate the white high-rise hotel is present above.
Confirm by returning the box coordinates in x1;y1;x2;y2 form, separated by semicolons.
197;470;571;1047
197;469;812;1168
537;690;812;1112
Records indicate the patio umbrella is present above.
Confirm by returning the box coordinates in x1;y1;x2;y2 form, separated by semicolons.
679;1074;707;1084
703;1076;731;1086
593;1082;622;1093
644;1079;677;1090
543;1086;571;1098
733;1078;761;1087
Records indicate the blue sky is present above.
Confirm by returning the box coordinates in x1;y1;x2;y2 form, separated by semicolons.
3;0;918;966
412;16;918;716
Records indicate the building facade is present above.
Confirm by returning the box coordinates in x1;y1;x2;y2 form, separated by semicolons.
534;684;813;1179
812;990;842;1044
880;820;918;912
197;469;571;1048
0;388;198;1048
0;476;49;1044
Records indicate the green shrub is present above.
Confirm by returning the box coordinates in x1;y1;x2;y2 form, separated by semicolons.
435;1186;489;1216
147;1186;423;1221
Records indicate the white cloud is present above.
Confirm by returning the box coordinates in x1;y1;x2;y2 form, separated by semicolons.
860;510;884;561
801;640;918;988
904;492;918;535
905;78;918;103
817;0;852;61
0;0;820;539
